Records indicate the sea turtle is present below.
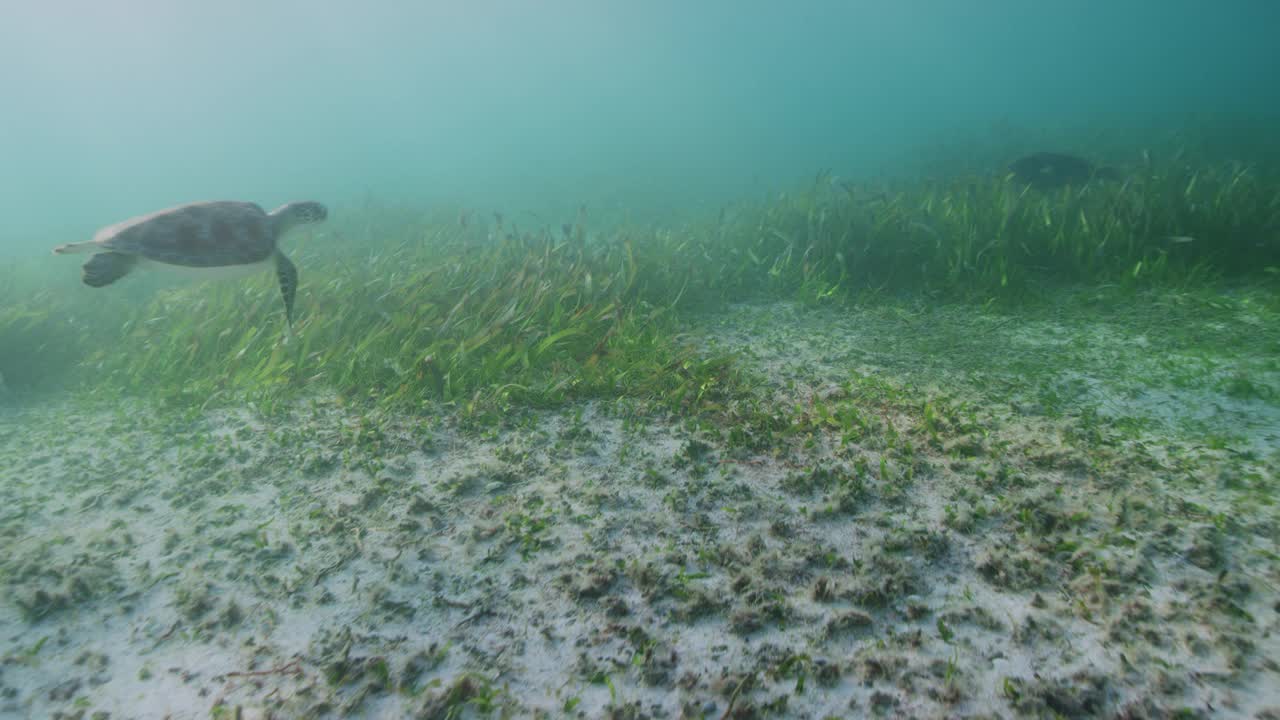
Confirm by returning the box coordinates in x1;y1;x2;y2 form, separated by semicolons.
53;200;327;325
1008;152;1120;190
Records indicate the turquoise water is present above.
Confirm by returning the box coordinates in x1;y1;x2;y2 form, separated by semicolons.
3;1;1277;251
2;4;1279;719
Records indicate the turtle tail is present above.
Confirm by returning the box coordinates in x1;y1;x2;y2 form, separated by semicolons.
82;252;138;288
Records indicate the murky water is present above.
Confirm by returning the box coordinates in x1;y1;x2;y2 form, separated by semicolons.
2;3;1278;718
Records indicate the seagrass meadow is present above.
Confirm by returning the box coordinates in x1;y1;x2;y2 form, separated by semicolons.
4;127;1279;409
1;122;1279;719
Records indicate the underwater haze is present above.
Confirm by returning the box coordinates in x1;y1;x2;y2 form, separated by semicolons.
3;3;1280;719
3;0;1279;250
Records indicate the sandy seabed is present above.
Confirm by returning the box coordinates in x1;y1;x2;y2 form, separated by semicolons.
1;301;1277;719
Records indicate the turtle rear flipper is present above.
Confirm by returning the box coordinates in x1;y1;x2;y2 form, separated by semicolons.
274;250;298;326
82;252;139;287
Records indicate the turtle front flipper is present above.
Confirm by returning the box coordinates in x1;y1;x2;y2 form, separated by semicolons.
82;252;138;287
274;250;298;326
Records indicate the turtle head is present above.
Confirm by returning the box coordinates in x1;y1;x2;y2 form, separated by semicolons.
269;201;328;236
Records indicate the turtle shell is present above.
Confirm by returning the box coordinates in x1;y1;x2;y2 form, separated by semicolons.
1008;152;1107;190
94;201;277;268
